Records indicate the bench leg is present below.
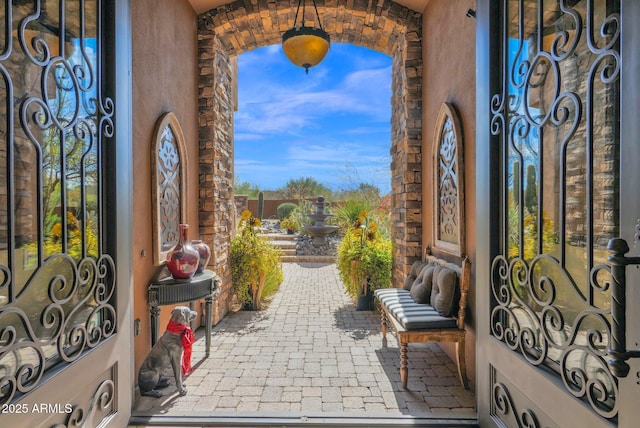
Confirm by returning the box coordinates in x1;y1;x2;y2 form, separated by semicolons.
380;308;388;340
400;341;408;389
456;338;469;390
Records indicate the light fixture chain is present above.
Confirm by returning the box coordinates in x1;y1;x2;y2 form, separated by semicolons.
293;0;303;27
312;0;323;30
301;0;306;26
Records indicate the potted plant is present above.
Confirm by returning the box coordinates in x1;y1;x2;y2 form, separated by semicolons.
337;210;392;310
231;210;283;310
280;215;297;234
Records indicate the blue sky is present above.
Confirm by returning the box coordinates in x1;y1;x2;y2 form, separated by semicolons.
234;43;392;194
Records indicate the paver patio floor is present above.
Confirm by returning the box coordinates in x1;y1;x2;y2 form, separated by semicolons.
132;262;476;422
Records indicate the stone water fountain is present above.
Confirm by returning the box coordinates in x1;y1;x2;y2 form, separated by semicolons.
302;196;339;246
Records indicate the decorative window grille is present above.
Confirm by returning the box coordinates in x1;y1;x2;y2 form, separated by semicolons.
151;112;188;265
433;102;465;257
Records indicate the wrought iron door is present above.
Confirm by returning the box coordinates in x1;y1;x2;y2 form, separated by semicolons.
477;0;640;426
0;1;132;426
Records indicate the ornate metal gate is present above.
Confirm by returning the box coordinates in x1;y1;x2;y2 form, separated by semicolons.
0;1;132;426
478;0;629;426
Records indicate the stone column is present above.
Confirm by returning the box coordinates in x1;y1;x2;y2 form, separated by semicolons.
390;32;423;286
198;23;236;323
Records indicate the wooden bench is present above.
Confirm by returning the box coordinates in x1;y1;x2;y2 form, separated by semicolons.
374;249;470;390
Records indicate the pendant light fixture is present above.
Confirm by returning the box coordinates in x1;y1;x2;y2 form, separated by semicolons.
282;0;330;74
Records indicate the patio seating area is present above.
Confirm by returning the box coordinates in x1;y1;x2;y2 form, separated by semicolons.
132;262;476;426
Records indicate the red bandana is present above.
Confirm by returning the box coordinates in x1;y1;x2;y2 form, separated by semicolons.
166;320;195;376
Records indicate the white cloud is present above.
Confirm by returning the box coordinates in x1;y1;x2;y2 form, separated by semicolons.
235;80;390;136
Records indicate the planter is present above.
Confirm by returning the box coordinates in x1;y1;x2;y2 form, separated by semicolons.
356;290;374;311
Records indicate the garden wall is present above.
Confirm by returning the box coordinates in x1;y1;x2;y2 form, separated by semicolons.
247;199;299;219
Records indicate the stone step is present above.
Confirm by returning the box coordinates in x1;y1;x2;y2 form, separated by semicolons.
260;234;298;260
267;241;296;249
281;255;336;263
258;232;337;263
257;232;298;241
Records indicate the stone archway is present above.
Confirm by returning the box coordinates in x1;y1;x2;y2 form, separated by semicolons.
197;0;422;321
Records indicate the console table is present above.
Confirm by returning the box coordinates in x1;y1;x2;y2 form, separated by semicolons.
148;269;218;356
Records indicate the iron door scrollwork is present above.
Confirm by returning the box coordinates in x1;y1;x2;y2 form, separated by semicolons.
0;0;116;405
489;0;620;421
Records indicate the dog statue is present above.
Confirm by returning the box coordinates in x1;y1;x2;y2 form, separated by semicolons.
138;306;197;398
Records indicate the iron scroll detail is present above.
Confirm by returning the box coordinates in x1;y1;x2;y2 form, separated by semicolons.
0;254;116;405
52;379;115;428
490;254;618;419
1;0;117;409
489;0;621;421
493;382;540;428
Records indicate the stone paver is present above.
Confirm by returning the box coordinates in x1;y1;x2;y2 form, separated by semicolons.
133;262;476;418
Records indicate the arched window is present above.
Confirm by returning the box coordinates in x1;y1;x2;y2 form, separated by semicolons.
152;112;188;265
433;103;465;256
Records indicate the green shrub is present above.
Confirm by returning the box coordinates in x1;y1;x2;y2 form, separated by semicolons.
231;210;283;309
337;211;392;301
280;215;298;232
277;203;297;220
333;198;374;231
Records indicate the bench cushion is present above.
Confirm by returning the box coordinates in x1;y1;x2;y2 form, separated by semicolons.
374;288;414;306
374;288;458;330
386;302;458;330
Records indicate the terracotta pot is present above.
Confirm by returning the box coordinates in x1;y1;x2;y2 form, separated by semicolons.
166;224;200;280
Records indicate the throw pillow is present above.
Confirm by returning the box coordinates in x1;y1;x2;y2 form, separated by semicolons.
430;267;459;317
410;282;429;303
409;265;436;303
403;260;426;290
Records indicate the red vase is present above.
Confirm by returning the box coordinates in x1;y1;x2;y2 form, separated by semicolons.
191;240;211;273
166;224;200;280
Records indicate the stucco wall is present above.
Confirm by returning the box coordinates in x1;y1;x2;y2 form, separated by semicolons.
131;0;200;374
422;0;477;390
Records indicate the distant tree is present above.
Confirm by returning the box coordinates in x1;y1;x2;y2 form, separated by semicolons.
337;182;380;201
234;176;260;198
334;161;385;203
278;177;332;200
263;190;286;199
524;164;537;214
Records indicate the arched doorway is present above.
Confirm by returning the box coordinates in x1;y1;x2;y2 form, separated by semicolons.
196;0;422;320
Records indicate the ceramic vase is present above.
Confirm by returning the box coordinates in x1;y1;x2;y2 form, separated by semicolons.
191;240;211;273
166;224;200;280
